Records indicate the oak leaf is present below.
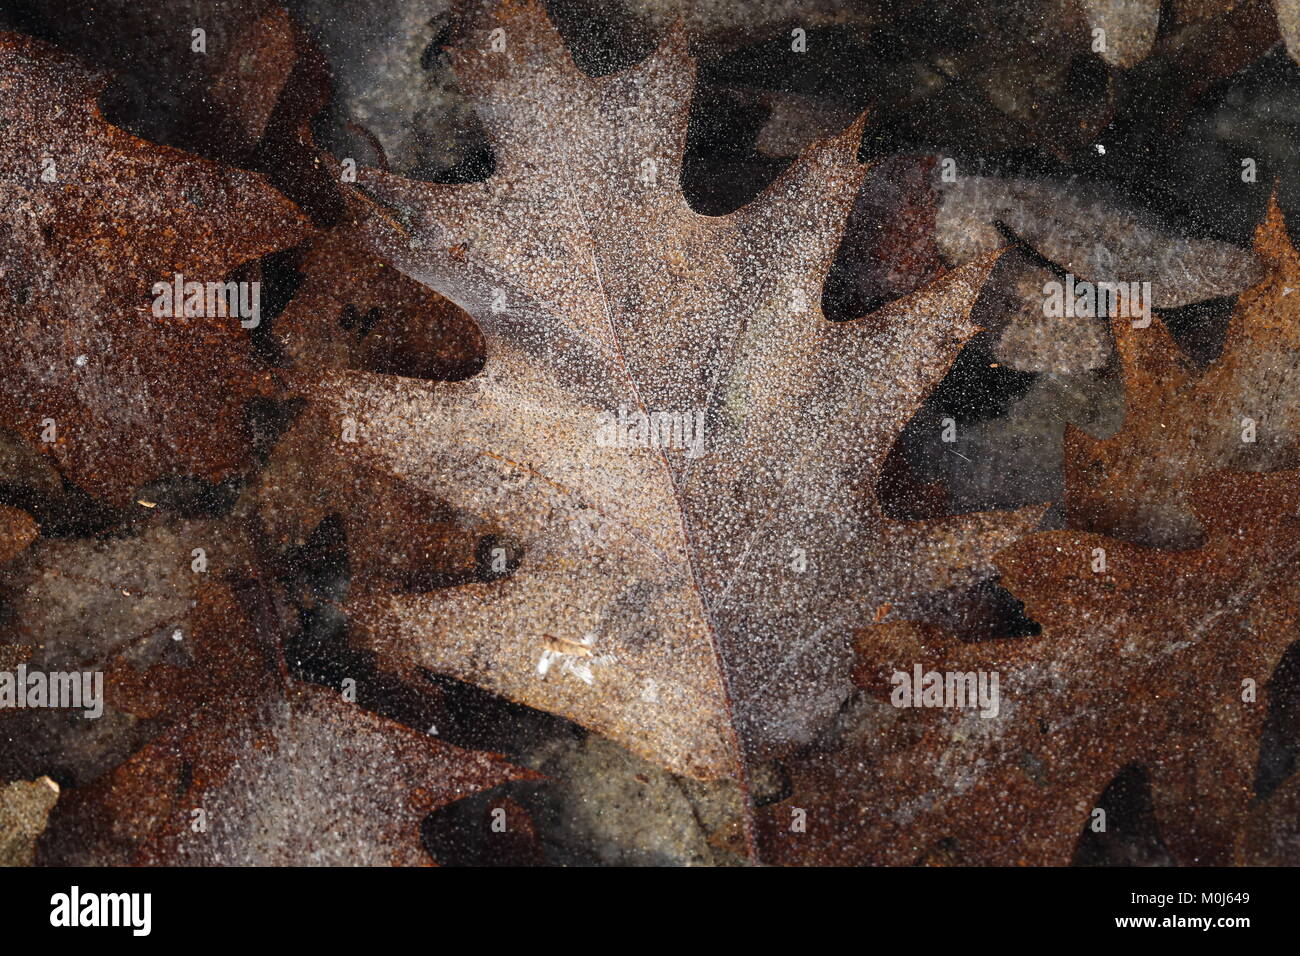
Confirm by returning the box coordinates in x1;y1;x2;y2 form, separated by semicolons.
254;402;499;593
759;470;1299;865
935;173;1261;310
38;680;538;866
0;32;307;505
1065;197;1300;547
12;0;300;158
292;0;1040;796
0;518;272;785
250;229;489;586
1;508;535;866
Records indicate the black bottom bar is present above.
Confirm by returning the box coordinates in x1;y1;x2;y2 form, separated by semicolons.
0;865;1281;942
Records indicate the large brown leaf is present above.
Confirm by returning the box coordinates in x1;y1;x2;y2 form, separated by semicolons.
759;470;1300;865
8;0;304;158
289;0;1040;801
3;509;536;866
0;32;307;504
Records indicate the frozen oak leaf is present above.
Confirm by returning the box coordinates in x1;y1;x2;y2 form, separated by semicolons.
0;33;307;505
298;0;1039;794
760;470;1300;866
39;680;538;866
1066;197;1300;548
13;0;301;158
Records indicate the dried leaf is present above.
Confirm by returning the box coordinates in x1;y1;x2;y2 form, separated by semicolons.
761;470;1300;865
936;173;1262;308
0;32;307;504
39;680;538;865
1065;197;1300;547
10;0;292;156
0;518;272;785
252;403;494;590
293;0;1042;797
824;153;948;320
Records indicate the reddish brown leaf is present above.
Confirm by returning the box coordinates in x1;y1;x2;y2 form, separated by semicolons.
39;680;539;866
11;0;293;158
0;32;308;504
760;471;1299;865
273;228;483;380
0;518;273;785
1065;196;1300;547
